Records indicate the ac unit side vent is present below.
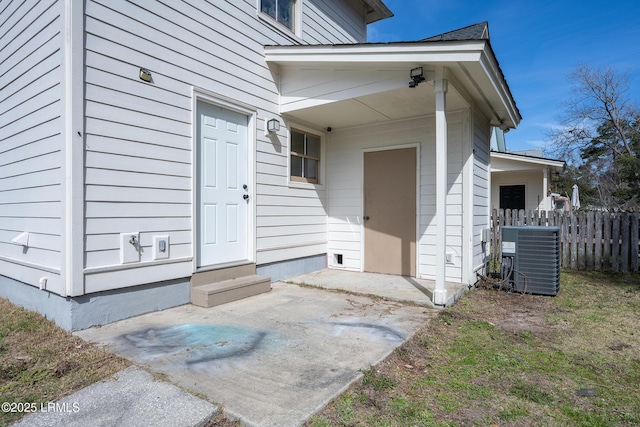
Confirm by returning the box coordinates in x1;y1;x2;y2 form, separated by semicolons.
501;226;560;296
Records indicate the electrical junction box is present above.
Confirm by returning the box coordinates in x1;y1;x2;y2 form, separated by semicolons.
501;226;560;296
153;235;170;260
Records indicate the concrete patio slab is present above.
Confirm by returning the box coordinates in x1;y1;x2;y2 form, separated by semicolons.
75;282;436;426
12;366;217;427
287;269;469;307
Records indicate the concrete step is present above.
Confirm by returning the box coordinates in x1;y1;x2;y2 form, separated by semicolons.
191;274;271;308
190;264;257;287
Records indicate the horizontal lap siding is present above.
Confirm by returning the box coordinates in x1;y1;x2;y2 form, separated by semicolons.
303;0;366;43
326;113;465;280
0;0;63;286
473;112;491;270
84;0;355;275
491;170;544;211
255;145;328;263
420;112;464;282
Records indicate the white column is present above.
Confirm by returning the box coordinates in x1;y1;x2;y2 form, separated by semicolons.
433;78;448;305
543;167;550;211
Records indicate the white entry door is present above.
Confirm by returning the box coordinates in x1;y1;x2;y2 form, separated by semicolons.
196;101;249;267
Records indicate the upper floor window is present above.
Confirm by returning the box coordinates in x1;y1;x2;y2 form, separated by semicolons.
261;0;295;32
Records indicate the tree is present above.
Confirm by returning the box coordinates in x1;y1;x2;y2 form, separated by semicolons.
548;65;640;210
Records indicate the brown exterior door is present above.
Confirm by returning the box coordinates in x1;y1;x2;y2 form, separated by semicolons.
363;148;416;276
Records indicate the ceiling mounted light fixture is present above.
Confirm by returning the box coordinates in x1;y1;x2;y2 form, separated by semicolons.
409;66;425;88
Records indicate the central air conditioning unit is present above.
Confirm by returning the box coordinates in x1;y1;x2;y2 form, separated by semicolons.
501;226;560;296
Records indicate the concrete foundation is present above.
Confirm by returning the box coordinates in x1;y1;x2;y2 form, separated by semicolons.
257;253;326;282
0;275;190;331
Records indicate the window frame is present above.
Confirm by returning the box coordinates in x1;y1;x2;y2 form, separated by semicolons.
499;184;526;210
289;127;323;187
259;0;298;35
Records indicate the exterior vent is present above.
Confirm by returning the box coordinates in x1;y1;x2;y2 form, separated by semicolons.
501;226;560;296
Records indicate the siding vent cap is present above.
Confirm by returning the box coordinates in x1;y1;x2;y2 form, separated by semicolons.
139;68;152;83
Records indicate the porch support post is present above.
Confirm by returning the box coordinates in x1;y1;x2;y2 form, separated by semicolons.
433;77;448;305
543;167;550;211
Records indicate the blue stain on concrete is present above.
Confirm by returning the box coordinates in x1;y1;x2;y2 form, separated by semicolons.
119;324;267;365
328;321;405;341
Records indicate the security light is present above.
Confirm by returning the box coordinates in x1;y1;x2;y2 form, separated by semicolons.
409;67;425;88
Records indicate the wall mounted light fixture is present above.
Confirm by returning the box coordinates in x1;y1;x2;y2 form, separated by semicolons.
265;118;280;136
267;118;280;132
139;68;152;82
409;66;425;88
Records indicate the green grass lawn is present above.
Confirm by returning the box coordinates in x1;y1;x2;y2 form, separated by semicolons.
308;271;640;426
0;299;130;427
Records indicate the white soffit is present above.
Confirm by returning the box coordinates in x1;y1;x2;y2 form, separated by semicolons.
265;42;520;130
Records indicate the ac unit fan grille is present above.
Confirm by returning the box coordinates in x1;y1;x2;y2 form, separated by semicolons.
502;226;560;296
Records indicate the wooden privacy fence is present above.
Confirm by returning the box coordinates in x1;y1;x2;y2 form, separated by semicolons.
490;209;640;272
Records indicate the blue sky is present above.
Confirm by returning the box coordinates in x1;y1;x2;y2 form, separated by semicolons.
368;0;640;154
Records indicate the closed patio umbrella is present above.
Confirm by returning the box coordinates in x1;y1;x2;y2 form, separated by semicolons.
572;184;580;210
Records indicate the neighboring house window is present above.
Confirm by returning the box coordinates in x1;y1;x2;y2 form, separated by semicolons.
500;185;525;210
261;0;295;32
290;129;320;184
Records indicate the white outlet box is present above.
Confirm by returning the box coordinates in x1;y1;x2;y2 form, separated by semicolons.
120;232;140;264
153;235;170;260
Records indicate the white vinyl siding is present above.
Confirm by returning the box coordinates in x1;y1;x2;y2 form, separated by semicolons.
472;111;491;271
326;112;466;282
302;0;367;43
81;0;334;287
0;0;63;292
1;0;372;295
491;171;545;211
420;112;465;282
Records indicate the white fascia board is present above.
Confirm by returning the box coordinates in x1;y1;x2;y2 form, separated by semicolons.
265;41;485;65
491;152;565;171
479;49;521;128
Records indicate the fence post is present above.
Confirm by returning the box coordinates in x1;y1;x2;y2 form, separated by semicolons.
586;212;594;269
578;212;586;269
571;211;578;269
632;213;639;272
621;213;630;272
603;212;612;271
594;211;603;271
612;214;621;272
561;212;569;268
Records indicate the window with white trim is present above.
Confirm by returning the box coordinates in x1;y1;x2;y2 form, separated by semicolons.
290;129;320;184
260;0;295;32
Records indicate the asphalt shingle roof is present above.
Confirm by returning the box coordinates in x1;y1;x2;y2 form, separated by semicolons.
421;21;489;42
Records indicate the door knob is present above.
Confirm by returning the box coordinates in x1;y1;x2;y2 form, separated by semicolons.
243;194;249;200
363;216;370;221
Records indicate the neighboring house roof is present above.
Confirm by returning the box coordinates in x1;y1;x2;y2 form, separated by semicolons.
490;126;507;152
491;151;565;173
362;0;394;24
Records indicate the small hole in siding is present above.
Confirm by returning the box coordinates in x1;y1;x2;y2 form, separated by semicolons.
334;254;343;265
